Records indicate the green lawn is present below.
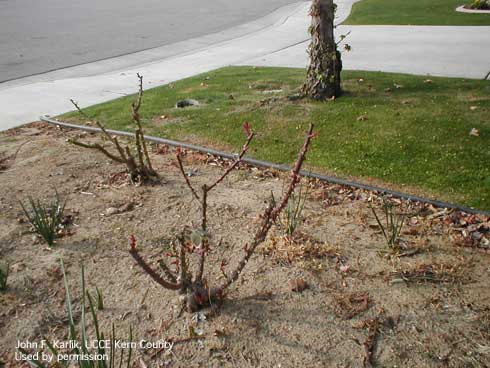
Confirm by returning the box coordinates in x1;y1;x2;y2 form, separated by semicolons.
343;0;490;25
61;67;490;210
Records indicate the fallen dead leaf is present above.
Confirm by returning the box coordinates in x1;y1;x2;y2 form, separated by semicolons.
469;128;480;137
289;278;308;293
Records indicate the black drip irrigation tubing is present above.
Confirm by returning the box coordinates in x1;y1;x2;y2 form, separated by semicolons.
40;115;490;216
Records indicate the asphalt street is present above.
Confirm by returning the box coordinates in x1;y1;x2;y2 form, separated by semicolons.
0;0;298;82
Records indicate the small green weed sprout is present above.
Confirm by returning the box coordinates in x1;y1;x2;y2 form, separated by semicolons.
282;183;308;237
370;197;407;249
20;191;66;247
89;286;104;311
0;262;9;291
18;260;133;368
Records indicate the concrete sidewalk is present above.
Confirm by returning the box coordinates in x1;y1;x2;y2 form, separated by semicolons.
0;0;489;131
242;25;490;79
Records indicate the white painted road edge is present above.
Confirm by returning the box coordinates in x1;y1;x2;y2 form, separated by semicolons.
0;0;489;131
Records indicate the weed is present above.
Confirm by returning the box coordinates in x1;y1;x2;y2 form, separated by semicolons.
20;191;66;247
0;262;9;291
92;287;104;311
281;183;308;237
370;197;406;249
18;260;133;367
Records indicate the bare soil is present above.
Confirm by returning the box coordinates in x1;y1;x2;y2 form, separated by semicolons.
1;122;490;367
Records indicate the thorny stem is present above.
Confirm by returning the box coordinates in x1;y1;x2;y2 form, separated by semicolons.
69;99;90;120
206;132;254;193
69;140;125;164
219;123;314;291
129;240;182;291
70;75;157;182
132;73;155;175
0;140;31;171
195;185;208;282
70;99;129;162
110;133;129;163
178;232;191;292
158;260;177;284
271;124;314;219
218;199;276;291
176;129;255;283
176;152;200;201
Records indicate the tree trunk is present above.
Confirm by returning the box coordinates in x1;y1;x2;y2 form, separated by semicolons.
302;0;342;100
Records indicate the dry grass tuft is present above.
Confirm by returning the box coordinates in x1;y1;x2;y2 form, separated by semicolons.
333;292;370;319
260;231;340;268
389;261;471;284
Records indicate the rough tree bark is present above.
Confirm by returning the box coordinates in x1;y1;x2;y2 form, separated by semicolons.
302;0;342;100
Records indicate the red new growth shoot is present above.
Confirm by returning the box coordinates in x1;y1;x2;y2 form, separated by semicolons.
243;121;252;137
129;234;137;250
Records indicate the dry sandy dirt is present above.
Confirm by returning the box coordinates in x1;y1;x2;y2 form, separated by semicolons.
0;122;490;368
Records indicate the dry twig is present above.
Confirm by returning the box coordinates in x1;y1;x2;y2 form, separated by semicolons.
68;75;158;182
0;140;30;172
362;317;379;368
390;262;467;284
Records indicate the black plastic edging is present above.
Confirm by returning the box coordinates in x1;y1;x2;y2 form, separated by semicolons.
40;115;490;216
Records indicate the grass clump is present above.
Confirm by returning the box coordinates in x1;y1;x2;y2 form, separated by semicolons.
20;191;66;247
370;197;407;250
281;184;308;237
18;261;133;367
89;286;104;311
344;0;490;25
